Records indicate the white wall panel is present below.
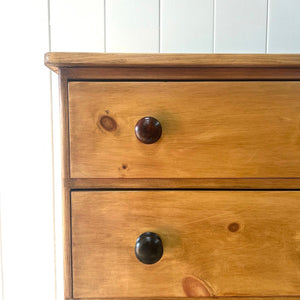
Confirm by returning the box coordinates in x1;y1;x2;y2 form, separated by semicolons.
106;0;159;53
215;0;267;53
268;0;300;53
50;0;104;52
161;0;213;53
0;199;3;300
0;0;55;300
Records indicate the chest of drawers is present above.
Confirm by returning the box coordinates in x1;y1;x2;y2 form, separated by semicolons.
45;53;300;300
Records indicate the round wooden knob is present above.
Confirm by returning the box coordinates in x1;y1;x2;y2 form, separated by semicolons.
135;117;162;144
135;232;163;264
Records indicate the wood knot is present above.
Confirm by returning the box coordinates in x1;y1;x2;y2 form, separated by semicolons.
228;222;240;232
182;276;214;297
99;115;117;132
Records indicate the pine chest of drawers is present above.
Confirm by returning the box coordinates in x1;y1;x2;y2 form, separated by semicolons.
45;53;300;300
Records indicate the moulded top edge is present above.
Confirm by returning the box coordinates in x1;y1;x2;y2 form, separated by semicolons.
44;52;300;73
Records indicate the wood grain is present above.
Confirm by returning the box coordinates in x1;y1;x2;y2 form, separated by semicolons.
71;191;300;298
66;178;300;190
62;67;300;80
59;70;73;298
69;81;300;179
45;54;300;300
68;298;300;300
44;53;300;73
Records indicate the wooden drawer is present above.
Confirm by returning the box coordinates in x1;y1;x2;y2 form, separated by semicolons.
69;81;300;179
71;191;300;298
46;53;300;300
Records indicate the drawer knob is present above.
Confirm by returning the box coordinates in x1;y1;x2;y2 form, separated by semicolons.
135;232;163;264
135;117;162;144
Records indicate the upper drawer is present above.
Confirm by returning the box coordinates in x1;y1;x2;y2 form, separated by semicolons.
69;81;300;178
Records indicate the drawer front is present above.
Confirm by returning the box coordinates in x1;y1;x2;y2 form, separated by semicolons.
71;191;300;298
69;81;300;179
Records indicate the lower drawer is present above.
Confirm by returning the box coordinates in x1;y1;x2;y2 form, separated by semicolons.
71;191;300;298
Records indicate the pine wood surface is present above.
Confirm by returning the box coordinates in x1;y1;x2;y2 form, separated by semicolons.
67;298;300;300
59;71;73;298
69;81;300;179
71;191;300;298
62;67;300;80
66;178;300;189
44;55;300;300
44;53;300;73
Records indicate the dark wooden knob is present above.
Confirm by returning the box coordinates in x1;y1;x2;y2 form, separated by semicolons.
135;117;162;144
135;232;163;264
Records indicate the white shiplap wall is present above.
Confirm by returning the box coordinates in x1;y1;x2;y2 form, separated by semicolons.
50;0;300;54
1;1;300;300
0;1;55;300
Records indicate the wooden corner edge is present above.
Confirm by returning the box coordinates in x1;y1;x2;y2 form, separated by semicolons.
44;52;59;73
